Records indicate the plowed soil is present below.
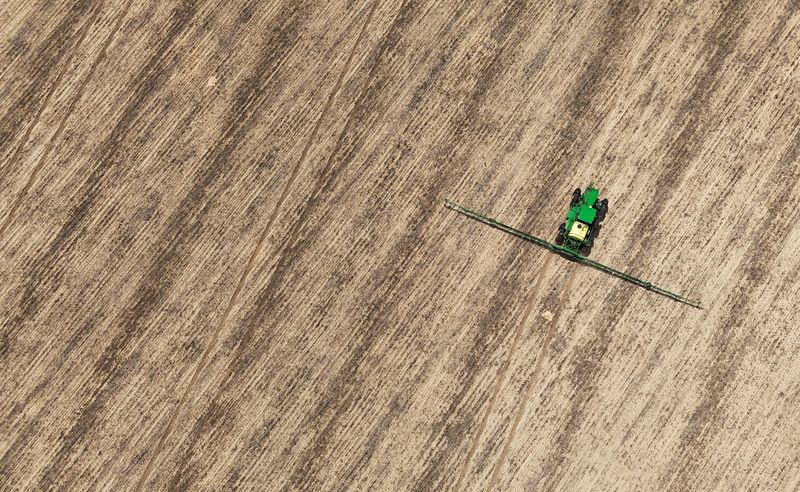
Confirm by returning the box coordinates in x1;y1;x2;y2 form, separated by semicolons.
2;1;799;489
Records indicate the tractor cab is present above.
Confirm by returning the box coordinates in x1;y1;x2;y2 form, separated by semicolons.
556;186;608;255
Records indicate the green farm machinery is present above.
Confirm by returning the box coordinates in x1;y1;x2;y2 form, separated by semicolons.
444;185;701;308
556;186;607;255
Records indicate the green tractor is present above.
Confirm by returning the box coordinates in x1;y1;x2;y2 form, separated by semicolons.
555;186;608;255
444;185;701;308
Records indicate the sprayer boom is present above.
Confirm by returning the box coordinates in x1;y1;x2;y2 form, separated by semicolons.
444;198;701;309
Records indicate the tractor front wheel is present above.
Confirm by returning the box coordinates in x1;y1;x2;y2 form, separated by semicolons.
570;188;581;206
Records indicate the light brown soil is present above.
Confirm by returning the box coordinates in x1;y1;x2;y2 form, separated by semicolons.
1;0;799;489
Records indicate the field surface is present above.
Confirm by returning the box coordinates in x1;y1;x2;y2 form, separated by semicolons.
2;0;800;490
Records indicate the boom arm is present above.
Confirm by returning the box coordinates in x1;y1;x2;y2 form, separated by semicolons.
444;199;702;309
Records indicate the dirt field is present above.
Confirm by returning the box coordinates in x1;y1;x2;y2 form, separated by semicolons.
1;0;799;489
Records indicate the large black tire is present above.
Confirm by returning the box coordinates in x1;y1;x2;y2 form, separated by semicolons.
596;199;608;221
580;244;592;256
556;223;566;245
571;188;581;206
591;224;601;239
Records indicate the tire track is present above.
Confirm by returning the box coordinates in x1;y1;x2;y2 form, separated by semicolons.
622;0;751;264
1;0;206;351
486;261;569;490
534;283;636;488
10;3;315;487
0;0;132;472
17;0;627;486
415;1;641;486
662;127;800;488
0;0;95;165
533;112;799;491
527;1;746;485
0;0;135;242
300;0;637;486
454;254;553;492
0;6;42;77
349;7;546;490
532;2;790;486
0;1;797;489
1;0;208;474
279;3;537;489
447;2;649;478
136;1;381;489
216;2;531;486
413;249;533;491
166;1;423;486
171;1;535;487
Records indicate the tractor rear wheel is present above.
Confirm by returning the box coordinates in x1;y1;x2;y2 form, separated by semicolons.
556;223;566;245
597;199;608;221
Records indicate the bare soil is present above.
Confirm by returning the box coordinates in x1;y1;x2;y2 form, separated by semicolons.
1;0;799;489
